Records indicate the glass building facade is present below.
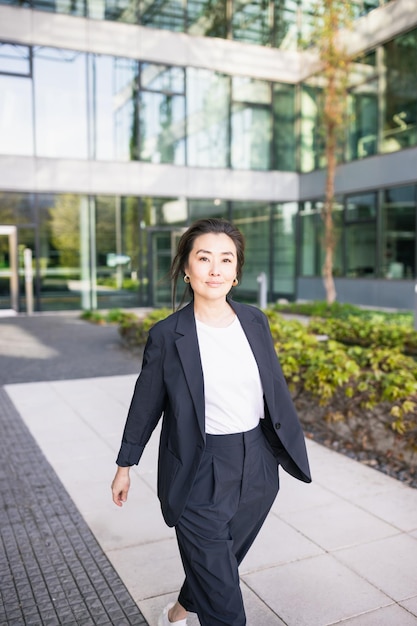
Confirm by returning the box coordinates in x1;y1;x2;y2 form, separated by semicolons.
0;0;416;312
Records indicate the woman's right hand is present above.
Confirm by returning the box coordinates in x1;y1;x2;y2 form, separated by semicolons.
111;466;131;507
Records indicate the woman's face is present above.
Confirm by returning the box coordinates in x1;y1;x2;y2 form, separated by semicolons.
184;232;238;304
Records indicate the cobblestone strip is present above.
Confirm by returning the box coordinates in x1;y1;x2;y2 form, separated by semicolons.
0;389;148;626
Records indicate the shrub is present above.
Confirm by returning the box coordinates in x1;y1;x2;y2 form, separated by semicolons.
266;310;417;469
272;300;413;325
118;308;171;348
308;316;417;356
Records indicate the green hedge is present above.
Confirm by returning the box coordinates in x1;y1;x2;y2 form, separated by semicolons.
307;315;417;356
118;308;171;348
272;300;414;325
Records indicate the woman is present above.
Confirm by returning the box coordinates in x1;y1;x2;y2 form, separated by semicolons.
111;218;311;626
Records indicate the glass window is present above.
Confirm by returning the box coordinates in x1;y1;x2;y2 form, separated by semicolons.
299;82;325;173
139;64;185;165
348;81;378;160
89;0;138;22
272;202;297;296
95;196;141;308
346;192;376;221
0;75;34;156
0;193;34;225
187;0;227;37
231;77;272;170
232;0;271;46
299;0;316;46
141;63;184;93
232;202;271;299
272;0;299;50
33;0;86;16
382;29;417;153
189;198;228;221
37;194;87;310
347;52;378;160
140;0;184;31
299;201;319;276
33;47;88;159
345;222;376;277
0;43;31;75
345;192;377;277
187;68;229;168
381;185;416;280
273;82;296;170
90;55;138;160
145;196;187;226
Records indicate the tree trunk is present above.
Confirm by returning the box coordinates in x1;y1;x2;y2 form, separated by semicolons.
322;87;337;305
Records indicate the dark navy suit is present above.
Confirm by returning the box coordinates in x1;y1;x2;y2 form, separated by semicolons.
116;299;311;625
116;299;311;526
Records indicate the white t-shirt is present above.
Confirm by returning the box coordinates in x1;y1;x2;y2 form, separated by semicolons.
196;316;264;434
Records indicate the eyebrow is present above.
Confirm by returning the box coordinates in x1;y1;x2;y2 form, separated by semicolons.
195;249;235;256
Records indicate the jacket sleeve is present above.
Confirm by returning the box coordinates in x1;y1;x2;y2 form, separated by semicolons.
116;329;167;466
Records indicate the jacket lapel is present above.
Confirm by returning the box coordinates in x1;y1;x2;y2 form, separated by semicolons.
174;302;206;439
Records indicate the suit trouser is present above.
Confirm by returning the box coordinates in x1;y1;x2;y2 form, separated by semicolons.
176;423;280;626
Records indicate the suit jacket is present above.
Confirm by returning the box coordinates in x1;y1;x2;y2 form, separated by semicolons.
116;299;311;527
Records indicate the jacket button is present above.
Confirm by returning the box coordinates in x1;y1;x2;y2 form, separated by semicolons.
275;422;281;430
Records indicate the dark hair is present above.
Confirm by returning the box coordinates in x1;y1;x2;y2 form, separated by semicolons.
170;218;245;309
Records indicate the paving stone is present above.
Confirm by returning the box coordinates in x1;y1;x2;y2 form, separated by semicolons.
0;389;148;626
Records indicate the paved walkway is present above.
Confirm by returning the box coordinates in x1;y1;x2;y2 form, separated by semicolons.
1;313;417;625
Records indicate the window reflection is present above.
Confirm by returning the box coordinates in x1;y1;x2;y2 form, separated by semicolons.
0;43;31;75
189;198;228;221
33;0;86;16
187;68;229;168
231;77;272;170
300;81;325;173
273;83;296;170
232;0;271;46
94;196;141;308
381;186;415;279
187;0;227;37
299;202;319;276
272;0;299;50
272;202;297;295
346;193;377;277
139;64;185;164
91;0;138;22
0;75;34;156
0;193;34;225
382;30;417;154
37;194;86;310
140;0;184;31
232;202;271;293
347;52;378;160
90;55;138;160
33;47;88;159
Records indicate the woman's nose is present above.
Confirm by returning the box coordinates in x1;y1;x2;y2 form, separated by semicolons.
209;264;220;275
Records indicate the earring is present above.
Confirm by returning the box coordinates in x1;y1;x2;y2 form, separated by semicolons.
184;275;190;284
232;278;238;287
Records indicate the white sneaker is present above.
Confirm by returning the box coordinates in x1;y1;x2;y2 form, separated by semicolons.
158;602;188;626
